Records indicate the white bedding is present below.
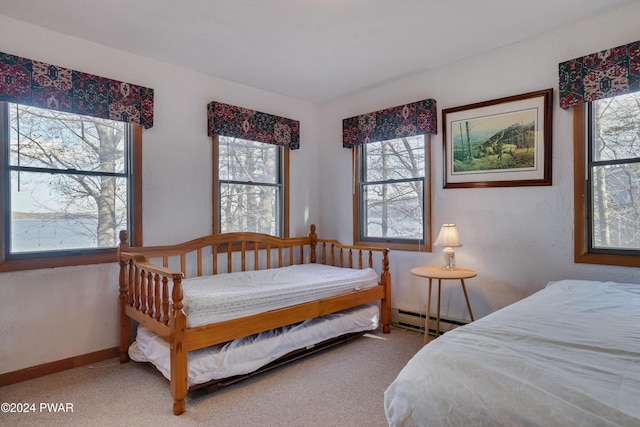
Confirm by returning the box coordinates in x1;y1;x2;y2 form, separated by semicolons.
384;279;640;427
181;263;379;327
129;303;379;387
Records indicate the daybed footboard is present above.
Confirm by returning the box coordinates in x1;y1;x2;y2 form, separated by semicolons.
117;224;391;415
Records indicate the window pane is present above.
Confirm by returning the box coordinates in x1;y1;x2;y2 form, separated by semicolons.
365;136;425;181
220;183;279;235
219;136;278;183
591;163;640;250
10;171;128;252
592;92;640;162
362;180;423;239
9;103;126;173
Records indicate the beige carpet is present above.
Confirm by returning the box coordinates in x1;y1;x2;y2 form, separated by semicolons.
0;327;423;427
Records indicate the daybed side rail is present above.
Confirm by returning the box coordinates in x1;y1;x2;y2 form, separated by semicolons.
315;239;391;334
316;239;387;269
119;251;184;328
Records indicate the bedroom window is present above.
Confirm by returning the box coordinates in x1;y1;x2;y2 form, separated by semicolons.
354;135;429;251
213;135;288;237
574;92;640;266
0;102;142;271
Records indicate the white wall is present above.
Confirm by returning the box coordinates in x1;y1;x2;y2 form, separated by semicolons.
318;3;640;321
0;16;320;374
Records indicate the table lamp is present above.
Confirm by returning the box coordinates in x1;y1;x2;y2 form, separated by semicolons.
434;224;461;270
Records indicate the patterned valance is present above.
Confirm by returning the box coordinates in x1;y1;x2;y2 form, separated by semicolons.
342;98;437;148
559;40;640;109
207;101;300;150
0;51;154;128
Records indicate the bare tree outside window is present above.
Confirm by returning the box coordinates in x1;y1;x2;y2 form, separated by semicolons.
218;136;281;235
6;103;129;254
361;135;425;242
590;92;640;250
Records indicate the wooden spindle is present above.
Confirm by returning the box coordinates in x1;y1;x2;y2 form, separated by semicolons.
162;277;170;325
358;250;363;269
146;271;153;316
128;260;135;305
134;266;141;310
140;270;148;313
197;248;203;276
348;249;353;268
212;244;218;275
254;242;259;269
154;274;162;321
368;251;373;268
267;244;271;269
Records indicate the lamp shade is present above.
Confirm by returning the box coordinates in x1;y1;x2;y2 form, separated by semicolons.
434;224;462;247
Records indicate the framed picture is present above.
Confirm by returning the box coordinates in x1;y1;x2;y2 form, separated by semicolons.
442;89;553;188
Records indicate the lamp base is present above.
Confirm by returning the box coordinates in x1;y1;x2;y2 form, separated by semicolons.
441;247;456;270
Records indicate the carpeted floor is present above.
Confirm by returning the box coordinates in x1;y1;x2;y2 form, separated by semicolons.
0;327;423;427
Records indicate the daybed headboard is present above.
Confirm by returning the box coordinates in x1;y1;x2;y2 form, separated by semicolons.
117;224;388;279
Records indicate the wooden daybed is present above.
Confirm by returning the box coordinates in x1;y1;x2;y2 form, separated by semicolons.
118;224;391;415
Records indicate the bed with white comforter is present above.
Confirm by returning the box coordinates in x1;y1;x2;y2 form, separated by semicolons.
384;279;640;426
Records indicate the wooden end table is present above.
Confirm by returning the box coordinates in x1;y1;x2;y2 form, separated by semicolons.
410;266;476;344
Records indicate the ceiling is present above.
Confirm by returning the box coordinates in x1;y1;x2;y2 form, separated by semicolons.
1;0;637;104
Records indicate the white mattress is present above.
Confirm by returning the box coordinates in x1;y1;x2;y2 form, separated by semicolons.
181;263;379;327
129;303;379;387
384;279;640;427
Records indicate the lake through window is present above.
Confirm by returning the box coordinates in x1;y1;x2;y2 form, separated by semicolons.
1;102;133;259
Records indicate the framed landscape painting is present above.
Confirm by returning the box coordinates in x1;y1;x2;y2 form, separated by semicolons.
443;89;553;188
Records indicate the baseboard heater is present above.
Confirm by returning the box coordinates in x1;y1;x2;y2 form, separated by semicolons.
391;307;467;335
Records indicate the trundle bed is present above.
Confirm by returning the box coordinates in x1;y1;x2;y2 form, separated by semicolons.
118;225;391;415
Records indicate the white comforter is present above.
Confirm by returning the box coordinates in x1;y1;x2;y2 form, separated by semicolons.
384;279;640;427
182;263;379;327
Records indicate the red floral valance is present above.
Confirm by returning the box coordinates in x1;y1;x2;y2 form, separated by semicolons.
207;101;300;150
342;98;437;148
559;40;640;109
0;51;154;128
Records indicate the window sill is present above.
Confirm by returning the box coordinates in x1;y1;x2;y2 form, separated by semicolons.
355;240;431;252
0;251;118;272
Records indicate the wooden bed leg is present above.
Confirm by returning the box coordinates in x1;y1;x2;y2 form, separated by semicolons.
170;276;188;415
381;248;392;333
118;230;131;363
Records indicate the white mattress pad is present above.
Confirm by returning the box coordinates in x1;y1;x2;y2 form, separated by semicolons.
181;263;379;327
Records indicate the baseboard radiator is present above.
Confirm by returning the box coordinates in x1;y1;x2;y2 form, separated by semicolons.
391;307;468;335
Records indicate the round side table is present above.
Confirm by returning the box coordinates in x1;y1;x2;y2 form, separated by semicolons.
410;266;476;344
